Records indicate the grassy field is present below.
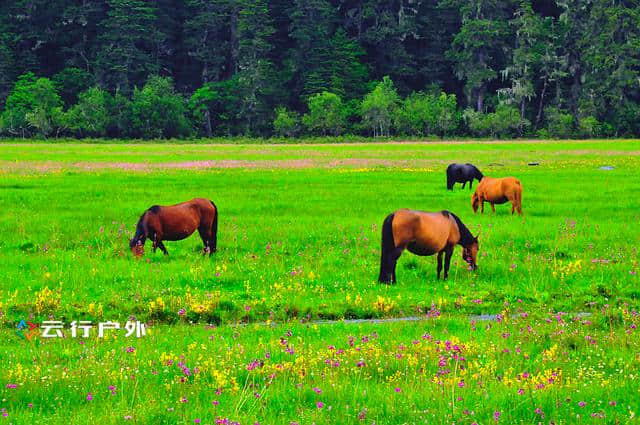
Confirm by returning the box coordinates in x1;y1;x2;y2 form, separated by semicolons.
1;140;639;424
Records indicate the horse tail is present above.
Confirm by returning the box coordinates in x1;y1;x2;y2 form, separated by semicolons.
210;200;218;252
378;213;395;283
515;181;523;214
446;167;454;190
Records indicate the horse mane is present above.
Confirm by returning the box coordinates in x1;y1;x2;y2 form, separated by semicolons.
441;210;475;246
129;211;148;248
465;163;484;179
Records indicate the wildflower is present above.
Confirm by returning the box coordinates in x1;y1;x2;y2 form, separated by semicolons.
394;387;401;393
87;392;93;401
358;408;367;420
178;308;186;316
126;346;135;353
312;387;322;394
517;388;524;395
609;401;617;406
493;411;500;422
212;400;220;406
5;384;17;389
579;401;586;407
124;416;132;420
316;402;324;409
194;420;201;424
181;396;188;403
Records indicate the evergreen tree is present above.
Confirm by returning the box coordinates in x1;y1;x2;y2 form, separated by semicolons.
288;0;336;98
96;0;160;93
445;0;515;111
184;0;230;87
236;0;276;134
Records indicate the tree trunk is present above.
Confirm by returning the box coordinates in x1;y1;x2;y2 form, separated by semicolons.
230;7;239;75
204;108;213;138
476;85;485;112
535;78;548;130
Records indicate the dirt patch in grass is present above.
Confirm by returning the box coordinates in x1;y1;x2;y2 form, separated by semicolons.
2;158;443;171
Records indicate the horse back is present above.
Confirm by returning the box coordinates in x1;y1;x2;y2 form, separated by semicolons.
393;210;455;253
500;177;522;197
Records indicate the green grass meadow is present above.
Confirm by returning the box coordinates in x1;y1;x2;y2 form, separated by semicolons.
0;140;639;424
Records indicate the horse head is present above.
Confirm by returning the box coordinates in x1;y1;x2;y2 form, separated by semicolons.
129;237;145;257
471;192;480;213
462;235;479;271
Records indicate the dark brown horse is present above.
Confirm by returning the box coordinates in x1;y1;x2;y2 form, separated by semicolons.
130;198;218;257
378;209;478;284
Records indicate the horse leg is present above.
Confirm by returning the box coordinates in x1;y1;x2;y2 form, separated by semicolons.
151;232;158;253
490;203;496;213
437;251;444;280
480;199;485;214
461;181;466;189
157;241;168;255
469;179;473;189
198;227;212;256
443;246;454;280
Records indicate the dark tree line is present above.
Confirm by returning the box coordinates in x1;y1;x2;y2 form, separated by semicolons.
1;0;639;138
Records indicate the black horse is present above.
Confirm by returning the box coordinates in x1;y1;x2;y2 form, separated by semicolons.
446;163;484;190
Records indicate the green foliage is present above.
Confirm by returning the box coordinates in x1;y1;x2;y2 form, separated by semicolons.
302;92;346;136
395;91;460;137
361;77;400;137
463;104;528;138
544;107;574;138
130;76;191;139
66;87;114;137
0;73;64;137
189;78;244;136
606;101;640;137
577;116;603;139
273;107;300;138
0;0;639;138
25;78;65;138
53;68;95;106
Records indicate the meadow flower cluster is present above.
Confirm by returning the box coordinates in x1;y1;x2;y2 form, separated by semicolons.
1;307;639;424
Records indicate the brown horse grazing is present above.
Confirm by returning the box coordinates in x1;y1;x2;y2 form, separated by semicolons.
129;198;218;257
471;177;522;215
378;209;479;284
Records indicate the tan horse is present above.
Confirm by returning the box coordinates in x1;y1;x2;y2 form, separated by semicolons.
471;177;522;215
378;209;479;284
130;198;218;257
